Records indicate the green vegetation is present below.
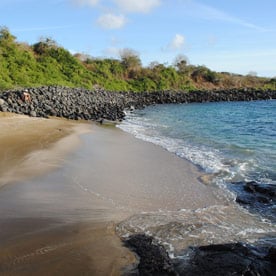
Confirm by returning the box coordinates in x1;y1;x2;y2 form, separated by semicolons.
0;27;274;92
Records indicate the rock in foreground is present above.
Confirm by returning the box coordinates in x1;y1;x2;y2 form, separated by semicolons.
124;234;276;276
230;181;276;222
124;234;176;275
175;242;276;276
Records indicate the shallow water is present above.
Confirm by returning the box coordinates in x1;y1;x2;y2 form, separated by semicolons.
0;112;275;270
116;205;275;258
118;100;276;254
119;100;276;185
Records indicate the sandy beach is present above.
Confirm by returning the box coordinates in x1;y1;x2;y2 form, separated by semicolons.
0;113;91;187
0;114;222;275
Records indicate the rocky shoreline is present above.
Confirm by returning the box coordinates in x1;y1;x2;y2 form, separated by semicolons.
1;86;276;275
0;86;276;121
229;181;276;223
124;234;276;275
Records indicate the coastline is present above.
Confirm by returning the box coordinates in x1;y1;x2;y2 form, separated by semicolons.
1;86;276;122
1;114;274;275
0;114;220;275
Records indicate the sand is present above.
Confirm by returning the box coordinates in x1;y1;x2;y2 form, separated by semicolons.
0;114;222;275
0;112;90;187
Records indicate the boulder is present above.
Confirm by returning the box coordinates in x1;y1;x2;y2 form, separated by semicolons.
124;234;176;275
230;181;276;221
174;243;276;276
124;234;276;276
29;111;37;117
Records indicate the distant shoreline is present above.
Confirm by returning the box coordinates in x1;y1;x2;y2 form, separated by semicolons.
1;86;276;122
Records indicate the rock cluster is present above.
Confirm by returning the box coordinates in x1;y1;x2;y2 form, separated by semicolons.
0;86;126;121
230;181;276;222
124;234;176;275
174;242;276;275
124;234;276;276
0;86;275;121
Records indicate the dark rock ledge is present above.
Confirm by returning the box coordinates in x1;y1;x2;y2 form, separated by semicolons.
123;234;176;275
123;234;276;276
229;181;276;222
0;86;276;121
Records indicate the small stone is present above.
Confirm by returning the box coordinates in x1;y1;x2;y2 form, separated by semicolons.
29;111;37;117
0;99;6;106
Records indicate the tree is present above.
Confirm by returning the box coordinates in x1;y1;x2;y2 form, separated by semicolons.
119;48;142;73
173;54;189;73
191;65;218;83
33;37;58;55
0;26;16;44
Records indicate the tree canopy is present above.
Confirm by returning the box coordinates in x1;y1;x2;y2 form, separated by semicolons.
0;27;273;92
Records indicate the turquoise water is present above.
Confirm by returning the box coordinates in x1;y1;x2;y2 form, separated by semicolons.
119;100;276;185
117;100;276;253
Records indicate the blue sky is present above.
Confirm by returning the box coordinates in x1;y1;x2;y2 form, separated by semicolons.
1;0;276;77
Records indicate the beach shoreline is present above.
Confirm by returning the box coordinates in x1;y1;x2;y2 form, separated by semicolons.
0;114;138;275
0;113;218;274
0;114;217;275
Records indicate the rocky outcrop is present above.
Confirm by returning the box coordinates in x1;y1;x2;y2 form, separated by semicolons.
123;234;276;276
124;234;176;275
230;181;276;222
174;242;276;275
0;86;276;121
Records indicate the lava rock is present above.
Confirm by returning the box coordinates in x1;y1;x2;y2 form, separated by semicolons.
230;181;276;221
232;181;276;205
0;86;275;122
174;243;276;276
124;234;176;275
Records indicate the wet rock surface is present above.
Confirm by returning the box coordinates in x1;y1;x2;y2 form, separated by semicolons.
230;181;276;222
124;234;176;275
0;86;275;121
124;234;276;276
174;242;276;276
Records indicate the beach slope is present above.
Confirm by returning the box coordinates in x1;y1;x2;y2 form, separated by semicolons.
0;116;220;275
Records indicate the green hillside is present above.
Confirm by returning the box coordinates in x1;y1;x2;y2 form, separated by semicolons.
0;27;275;92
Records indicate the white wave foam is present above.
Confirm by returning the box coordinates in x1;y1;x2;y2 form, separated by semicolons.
117;205;276;256
118;119;227;175
118;114;271;187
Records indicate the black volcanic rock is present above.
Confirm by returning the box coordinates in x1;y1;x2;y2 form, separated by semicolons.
123;235;276;276
174;243;276;276
0;86;276;121
230;181;276;221
124;234;176;275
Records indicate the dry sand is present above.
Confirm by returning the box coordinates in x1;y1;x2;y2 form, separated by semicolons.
0;114;221;275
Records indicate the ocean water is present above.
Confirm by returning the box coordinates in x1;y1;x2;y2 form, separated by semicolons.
117;100;276;255
119;100;276;185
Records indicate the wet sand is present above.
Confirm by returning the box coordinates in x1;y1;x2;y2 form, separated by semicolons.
0;113;90;187
0;114;222;275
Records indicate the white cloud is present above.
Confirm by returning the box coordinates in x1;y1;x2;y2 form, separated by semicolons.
72;0;99;6
168;34;185;50
114;0;161;13
97;13;126;29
